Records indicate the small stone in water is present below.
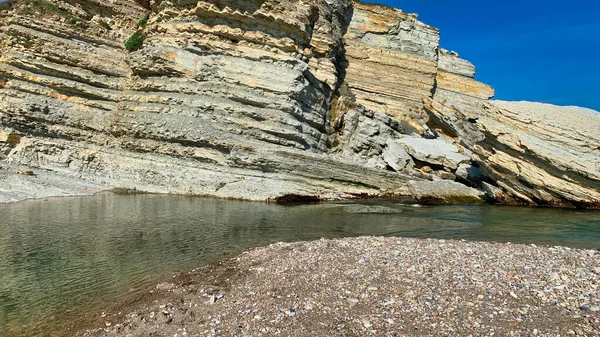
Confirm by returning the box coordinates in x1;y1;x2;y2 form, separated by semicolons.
363;320;372;328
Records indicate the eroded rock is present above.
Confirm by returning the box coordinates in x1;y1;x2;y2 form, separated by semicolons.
396;137;471;170
424;97;600;208
0;0;597;208
408;180;485;204
382;138;414;172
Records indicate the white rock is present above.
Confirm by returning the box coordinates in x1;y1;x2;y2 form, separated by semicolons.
396;136;471;169
382;138;414;171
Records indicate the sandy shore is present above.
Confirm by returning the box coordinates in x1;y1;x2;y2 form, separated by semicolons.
78;237;600;336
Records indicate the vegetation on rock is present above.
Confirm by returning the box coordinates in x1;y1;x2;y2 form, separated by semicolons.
99;20;112;30
31;0;69;16
125;30;145;51
19;6;33;15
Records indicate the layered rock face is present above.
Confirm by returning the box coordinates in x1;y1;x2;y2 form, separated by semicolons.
0;0;418;201
343;2;439;121
424;98;600;208
0;0;598;207
434;48;495;103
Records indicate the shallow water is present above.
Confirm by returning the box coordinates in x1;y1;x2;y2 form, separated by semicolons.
0;194;598;336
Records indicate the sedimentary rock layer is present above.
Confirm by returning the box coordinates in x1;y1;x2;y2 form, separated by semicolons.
425;98;600;208
1;0;598;207
0;0;433;201
343;2;439;120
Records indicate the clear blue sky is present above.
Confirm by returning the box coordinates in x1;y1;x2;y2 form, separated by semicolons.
373;0;600;110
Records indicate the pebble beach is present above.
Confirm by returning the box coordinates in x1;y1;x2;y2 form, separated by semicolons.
79;237;600;336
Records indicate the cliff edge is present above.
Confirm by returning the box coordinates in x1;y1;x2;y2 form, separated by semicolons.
0;0;598;207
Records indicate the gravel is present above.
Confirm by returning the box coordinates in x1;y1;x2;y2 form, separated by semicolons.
80;237;600;336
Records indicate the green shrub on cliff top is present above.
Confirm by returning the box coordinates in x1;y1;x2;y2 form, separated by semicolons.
32;0;69;17
125;31;145;52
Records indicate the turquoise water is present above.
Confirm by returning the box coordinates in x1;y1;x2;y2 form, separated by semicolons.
0;194;598;336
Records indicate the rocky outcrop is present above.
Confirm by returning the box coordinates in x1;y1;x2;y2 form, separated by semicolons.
0;0;428;202
343;2;439;121
0;0;598;207
434;48;495;104
425;98;600;208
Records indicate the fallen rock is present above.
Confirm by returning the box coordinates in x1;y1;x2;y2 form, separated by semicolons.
408;180;484;204
396;137;471;170
382;138;414;171
420;166;433;174
433;170;456;181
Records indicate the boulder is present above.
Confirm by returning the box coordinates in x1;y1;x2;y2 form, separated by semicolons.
382;139;414;171
409;180;484;204
396;136;471;170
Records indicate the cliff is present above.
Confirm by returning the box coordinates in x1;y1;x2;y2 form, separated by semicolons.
0;0;598;207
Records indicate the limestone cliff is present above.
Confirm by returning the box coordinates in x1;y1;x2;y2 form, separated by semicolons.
343;2;439;120
0;0;598;207
425;98;600;208
0;0;415;202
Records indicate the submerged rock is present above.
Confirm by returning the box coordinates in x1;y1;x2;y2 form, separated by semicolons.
408;180;484;204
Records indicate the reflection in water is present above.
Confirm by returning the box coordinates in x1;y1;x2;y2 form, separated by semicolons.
0;194;598;335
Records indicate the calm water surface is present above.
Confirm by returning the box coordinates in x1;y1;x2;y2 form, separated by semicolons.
0;194;599;336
